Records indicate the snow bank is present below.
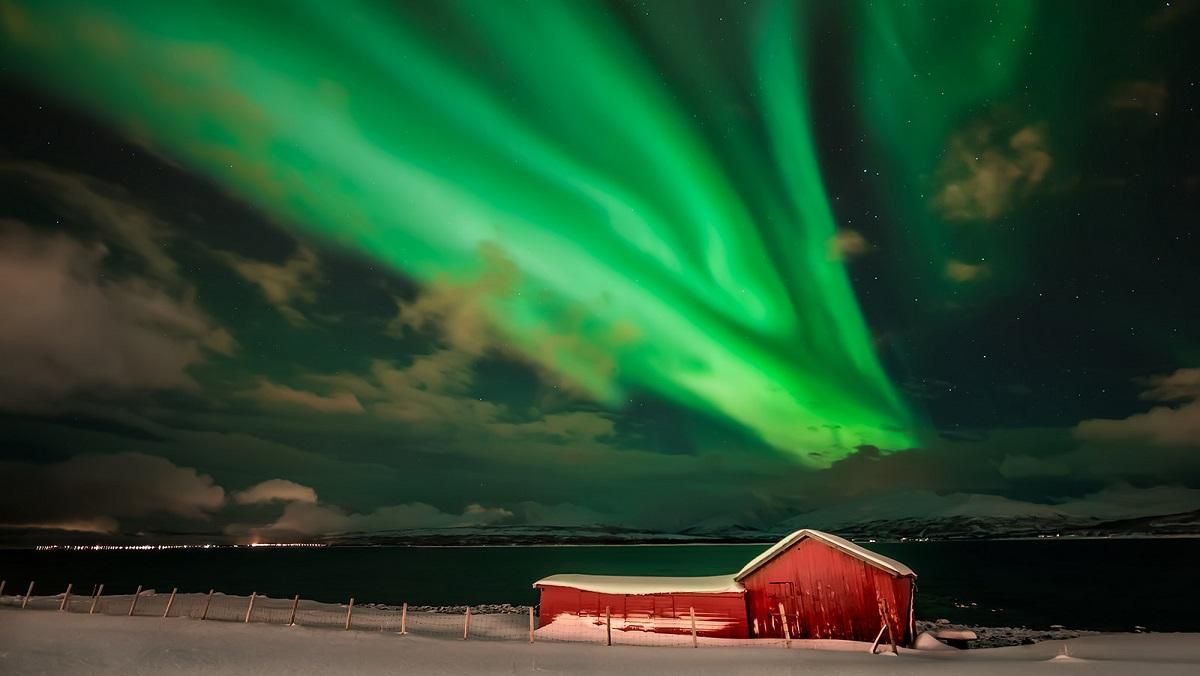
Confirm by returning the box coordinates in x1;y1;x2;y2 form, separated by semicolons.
915;620;1098;648
2;610;1198;675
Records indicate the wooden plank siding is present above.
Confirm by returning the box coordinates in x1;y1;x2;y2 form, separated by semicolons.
536;586;750;638
740;538;913;643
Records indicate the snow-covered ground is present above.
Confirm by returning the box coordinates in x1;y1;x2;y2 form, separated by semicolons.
2;608;1199;675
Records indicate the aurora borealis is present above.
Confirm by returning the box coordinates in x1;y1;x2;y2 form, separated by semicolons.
0;0;927;461
1;1;1199;541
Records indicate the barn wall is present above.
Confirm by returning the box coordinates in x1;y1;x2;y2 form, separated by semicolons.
741;539;913;643
536;586;749;638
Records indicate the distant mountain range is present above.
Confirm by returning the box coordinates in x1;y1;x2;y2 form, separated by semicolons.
4;491;1199;546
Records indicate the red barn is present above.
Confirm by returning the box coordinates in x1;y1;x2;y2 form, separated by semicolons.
533;529;916;644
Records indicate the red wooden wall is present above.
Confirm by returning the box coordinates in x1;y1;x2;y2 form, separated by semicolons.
537;586;750;638
740;538;913;643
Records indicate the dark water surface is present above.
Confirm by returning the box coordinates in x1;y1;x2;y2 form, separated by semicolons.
2;539;1196;632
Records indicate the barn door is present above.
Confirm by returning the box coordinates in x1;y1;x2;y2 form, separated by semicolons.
767;581;800;639
623;595;655;633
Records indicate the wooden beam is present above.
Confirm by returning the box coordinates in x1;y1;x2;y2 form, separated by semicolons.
244;592;257;623
128;585;142;616
89;584;104;615
778;602;791;648
59;583;72;611
200;589;214;620
605;606;612;646
163;588;177;618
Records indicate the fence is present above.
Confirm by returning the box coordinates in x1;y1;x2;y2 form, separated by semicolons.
0;579;887;651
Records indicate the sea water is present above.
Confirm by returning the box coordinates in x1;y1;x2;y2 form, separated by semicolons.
2;539;1196;632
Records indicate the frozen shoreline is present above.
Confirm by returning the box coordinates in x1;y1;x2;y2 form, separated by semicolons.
0;592;1128;648
2;609;1199;675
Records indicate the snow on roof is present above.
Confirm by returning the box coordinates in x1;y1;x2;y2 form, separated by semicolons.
734;529;916;580
533;574;744;595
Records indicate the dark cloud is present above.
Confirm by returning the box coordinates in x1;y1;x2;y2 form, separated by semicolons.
0;223;233;411
215;244;322;327
0;452;225;532
1075;368;1200;447
241;379;365;415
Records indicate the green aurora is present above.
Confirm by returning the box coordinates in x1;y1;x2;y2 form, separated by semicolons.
1;1;1037;464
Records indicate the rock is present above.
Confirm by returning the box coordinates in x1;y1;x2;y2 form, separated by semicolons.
936;618;951;625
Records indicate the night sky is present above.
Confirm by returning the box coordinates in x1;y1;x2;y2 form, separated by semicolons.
1;0;1198;542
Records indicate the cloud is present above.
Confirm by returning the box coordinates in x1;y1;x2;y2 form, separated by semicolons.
1075;400;1200;447
1056;483;1200;519
3;517;121;534
386;243;517;355
944;259;991;283
307;351;615;448
0;162;179;283
1105;80;1167;116
234;479;319;505
509;501;609;527
0;223;233;411
1137;368;1200;402
933;123;1052;221
242;379;364;414
791;483;1200;528
1075;368;1200;447
998;454;1071;479
827;229;872;261
1145;0;1197;30
0;452;225;531
233;500;513;540
218;245;320;326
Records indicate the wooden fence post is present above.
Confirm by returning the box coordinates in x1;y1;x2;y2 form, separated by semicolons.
778;602;791;648
21;581;34;609
288;595;300;627
59;583;72;611
163;588;178;618
200;589;214;620
128;585;142;616
605;606;612;646
869;624;887;654
528;606;535;643
689;606;698;647
244;592;257;623
399;602;407;635
462;606;471;640
89;584;104;615
881;598;898;655
344;598;355;631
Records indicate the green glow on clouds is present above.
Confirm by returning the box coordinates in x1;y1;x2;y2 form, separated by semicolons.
0;0;1033;464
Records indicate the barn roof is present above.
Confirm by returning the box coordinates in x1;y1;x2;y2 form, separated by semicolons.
734;529;916;580
533;573;744;595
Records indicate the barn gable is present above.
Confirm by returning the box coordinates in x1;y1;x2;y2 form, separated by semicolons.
736;529;915;581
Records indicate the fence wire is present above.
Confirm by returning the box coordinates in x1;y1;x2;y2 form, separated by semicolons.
0;586;841;650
